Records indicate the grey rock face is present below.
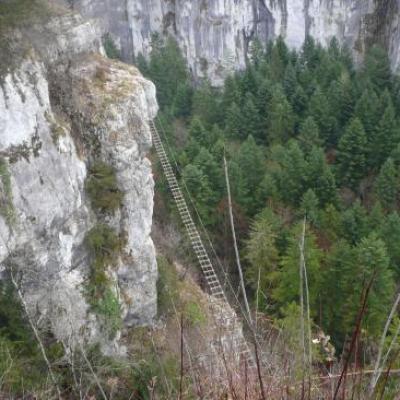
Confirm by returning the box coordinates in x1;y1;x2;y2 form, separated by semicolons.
73;0;400;85
0;12;158;349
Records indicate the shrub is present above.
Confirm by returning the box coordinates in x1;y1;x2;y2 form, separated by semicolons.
0;157;15;226
183;301;206;326
102;33;121;60
91;288;122;338
86;161;123;213
85;224;124;336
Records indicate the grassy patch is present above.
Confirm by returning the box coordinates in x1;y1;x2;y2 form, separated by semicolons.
0;0;52;30
0;157;15;226
85;224;125;337
0;0;55;77
86;161;124;214
156;256;180;316
91;287;122;338
183;301;206;326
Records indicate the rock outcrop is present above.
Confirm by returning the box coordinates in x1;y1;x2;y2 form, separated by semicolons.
73;0;400;85
0;10;158;351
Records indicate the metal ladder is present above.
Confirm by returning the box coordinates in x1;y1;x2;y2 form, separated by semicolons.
149;120;255;369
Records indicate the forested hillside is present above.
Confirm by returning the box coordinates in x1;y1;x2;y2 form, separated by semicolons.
139;35;400;367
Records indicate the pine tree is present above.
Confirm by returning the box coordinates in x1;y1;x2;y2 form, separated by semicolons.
291;85;308;117
245;208;281;310
189;117;208;148
192;81;220;127
267;86;295;143
298;117;322;153
308;87;337;145
240;65;259;96
363;45;391;91
301;36;323;70
148;36;188;108
173;82;193;118
270;141;307;205
354;233;394;338
225;102;244;139
322;240;357;346
221;75;241;114
181;164;216;226
270;43;285;81
136;52;149;75
373;101;400;168
301;189;319;224
340;200;370;244
354;88;380;137
233;135;265;214
380;212;400;278
306;146;337;206
283;62;298;99
336;118;368;190
242;93;262;141
194;147;222;194
273;223;323;313
375;157;398;210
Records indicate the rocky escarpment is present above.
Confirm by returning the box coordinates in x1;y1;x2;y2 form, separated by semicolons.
0;10;158;352
73;0;400;85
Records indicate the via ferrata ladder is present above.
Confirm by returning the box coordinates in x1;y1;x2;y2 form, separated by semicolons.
149;120;255;370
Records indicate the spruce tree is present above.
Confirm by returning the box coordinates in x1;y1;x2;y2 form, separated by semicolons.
270;141;307;205
181;164;216;226
298;117;322;153
273;223;323;313
336;118;368;190
354;233;394;338
242;93;262;141
291;85;308;117
375;157;398;210
380;212;400;278
267;86;295;143
233;135;265;214
225;102;244;139
194;147;222;194
192;81;219;126
373;101;400;168
340;200;370;244
300;189;319;224
245;208;281;310
283;62;297;99
363;45;391;91
308;87;337;145
173;82;193;118
306;146;337;206
354;88;380;137
221;75;241;113
189;117;208;148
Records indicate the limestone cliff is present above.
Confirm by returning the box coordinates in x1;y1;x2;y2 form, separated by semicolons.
0;9;158;351
73;0;400;85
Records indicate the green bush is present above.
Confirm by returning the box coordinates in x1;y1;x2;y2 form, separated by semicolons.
102;33;121;60
92;288;122;338
85;224;124;336
86;161;123;213
0;157;15;226
0;281;62;396
183;301;206;326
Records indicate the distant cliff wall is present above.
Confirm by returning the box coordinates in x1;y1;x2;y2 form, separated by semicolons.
74;0;400;85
